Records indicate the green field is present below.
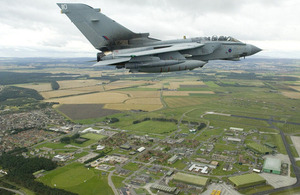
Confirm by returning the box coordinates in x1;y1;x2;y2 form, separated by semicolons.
35;142;69;149
123;162;140;171
37;163;113;195
111;176;126;188
125;120;178;134
81;133;106;140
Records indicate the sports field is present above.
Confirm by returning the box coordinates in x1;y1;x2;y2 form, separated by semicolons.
37;163;113;195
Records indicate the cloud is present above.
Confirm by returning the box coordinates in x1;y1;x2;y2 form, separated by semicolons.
0;0;299;58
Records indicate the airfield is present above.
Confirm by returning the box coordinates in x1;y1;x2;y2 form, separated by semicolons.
1;58;300;195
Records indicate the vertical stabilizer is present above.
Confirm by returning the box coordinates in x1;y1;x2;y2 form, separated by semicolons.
57;3;137;51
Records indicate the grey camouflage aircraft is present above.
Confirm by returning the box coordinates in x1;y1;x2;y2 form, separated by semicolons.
57;3;262;73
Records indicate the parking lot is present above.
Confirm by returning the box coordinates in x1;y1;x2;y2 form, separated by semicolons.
202;183;241;195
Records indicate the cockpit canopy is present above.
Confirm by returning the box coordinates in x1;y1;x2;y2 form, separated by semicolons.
208;36;241;42
193;36;241;42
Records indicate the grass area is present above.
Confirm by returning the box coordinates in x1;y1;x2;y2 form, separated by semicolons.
35;142;69;149
169;159;187;170
37;162;113;195
239;185;274;194
123;162;140;172
73;152;89;160
81;133;106;141
211;161;237;176
119;87;157;91
135;188;150;194
125;120;177;134
203;114;270;127
214;143;238;152
271;186;300;195
111;176;125;188
71;139;98;148
285;136;298;157
75;117;107;125
290;166;296;178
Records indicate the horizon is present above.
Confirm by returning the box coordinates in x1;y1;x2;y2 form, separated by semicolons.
0;0;300;59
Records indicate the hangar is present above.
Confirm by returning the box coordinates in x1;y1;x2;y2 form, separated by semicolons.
263;157;281;175
228;173;266;189
173;172;209;186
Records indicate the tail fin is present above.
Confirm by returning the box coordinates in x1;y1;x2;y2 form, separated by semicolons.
57;3;139;51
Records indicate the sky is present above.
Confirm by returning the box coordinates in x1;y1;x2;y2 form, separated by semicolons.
0;0;300;58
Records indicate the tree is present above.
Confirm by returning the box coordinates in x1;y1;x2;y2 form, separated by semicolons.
60;137;71;144
51;81;60;90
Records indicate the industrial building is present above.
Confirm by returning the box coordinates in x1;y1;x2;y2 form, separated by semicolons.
120;144;131;150
151;184;180;195
264;143;277;149
247;142;272;154
228;173;266;189
168;155;179;164
263;157;281;175
227;137;242;142
137;146;145;153
173;172;209;186
188;164;209;174
230;127;244;131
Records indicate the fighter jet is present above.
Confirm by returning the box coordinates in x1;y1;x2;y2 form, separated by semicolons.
57;3;261;73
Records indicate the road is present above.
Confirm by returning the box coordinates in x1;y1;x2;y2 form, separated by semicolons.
206;112;300;194
0;187;25;195
252;120;300;195
227;115;300;195
231;114;300;126
107;170;119;195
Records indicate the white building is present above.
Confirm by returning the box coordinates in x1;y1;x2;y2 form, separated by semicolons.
137;147;145;153
230;127;244;131
188;164;209;174
53;154;67;162
81;127;104;134
227;137;242;142
96;145;105;150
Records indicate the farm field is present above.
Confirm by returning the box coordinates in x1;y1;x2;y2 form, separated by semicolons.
45;92;129;104
288;85;300;91
57;79;103;90
2;58;300;195
103;80;151;90
168;81;206;89
37;163;113;195
14;82;52;92
281;91;300;99
163;91;214;96
119;91;160;98
164;96;214;108
57;104;121;120
41;86;105;99
104;103;163;111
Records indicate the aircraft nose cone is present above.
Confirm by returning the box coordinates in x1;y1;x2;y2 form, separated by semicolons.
251;45;262;55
